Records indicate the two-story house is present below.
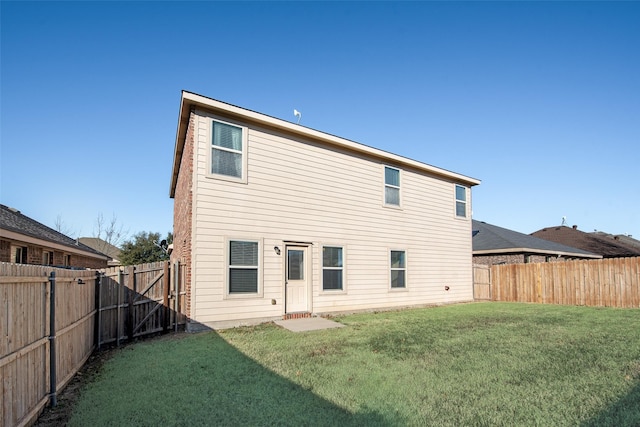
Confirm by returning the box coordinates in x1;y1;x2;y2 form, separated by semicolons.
170;91;481;330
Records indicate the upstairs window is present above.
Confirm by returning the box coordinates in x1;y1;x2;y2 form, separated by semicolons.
211;120;245;179
228;240;259;293
384;166;400;206
455;185;467;218
322;246;344;290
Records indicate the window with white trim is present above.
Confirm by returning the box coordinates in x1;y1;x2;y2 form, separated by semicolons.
322;246;343;290
211;120;245;179
13;246;27;264
455;185;467;218
43;251;53;265
228;240;259;293
390;250;406;288
384;166;400;206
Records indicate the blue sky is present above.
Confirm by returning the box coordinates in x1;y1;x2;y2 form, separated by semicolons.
2;1;639;242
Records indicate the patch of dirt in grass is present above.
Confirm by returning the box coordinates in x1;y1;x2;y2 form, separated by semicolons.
34;348;118;427
626;360;640;381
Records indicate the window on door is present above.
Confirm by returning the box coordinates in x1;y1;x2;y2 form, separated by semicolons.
287;249;304;280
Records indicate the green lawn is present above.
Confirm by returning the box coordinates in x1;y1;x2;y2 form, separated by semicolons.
69;302;640;426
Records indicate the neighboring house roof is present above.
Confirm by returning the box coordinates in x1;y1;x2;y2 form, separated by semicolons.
592;231;640;250
170;91;481;198
0;204;109;260
78;237;122;261
473;220;601;259
531;225;640;258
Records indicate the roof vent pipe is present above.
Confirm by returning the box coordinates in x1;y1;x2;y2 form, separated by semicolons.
572;225;578;230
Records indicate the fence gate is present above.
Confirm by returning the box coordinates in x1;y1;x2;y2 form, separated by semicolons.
97;261;177;348
473;264;492;300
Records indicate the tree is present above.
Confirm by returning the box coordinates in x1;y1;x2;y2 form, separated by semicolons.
93;213;128;253
54;214;75;237
119;231;173;265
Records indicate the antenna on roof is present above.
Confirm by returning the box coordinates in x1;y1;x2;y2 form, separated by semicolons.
561;216;567;226
293;109;302;124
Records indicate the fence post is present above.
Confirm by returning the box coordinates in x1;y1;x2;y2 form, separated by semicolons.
127;265;136;341
48;271;57;407
163;261;170;332
95;272;102;351
117;268;123;347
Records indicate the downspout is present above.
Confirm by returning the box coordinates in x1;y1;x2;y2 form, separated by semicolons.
174;260;180;333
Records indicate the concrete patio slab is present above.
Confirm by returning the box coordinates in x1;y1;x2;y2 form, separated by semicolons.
274;317;345;332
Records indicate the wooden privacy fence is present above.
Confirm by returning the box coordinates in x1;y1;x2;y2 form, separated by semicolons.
98;261;186;348
0;260;185;427
474;257;640;308
0;264;96;427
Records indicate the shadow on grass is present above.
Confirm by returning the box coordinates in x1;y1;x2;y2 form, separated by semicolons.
581;382;640;427
70;330;393;426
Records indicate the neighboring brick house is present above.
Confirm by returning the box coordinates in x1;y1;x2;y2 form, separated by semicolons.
473;220;600;266
0;204;109;269
531;225;640;259
170;91;481;330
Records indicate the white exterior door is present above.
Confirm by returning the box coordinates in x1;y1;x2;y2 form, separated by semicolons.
285;246;309;313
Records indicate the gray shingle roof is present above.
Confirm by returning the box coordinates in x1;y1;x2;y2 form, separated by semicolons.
78;237;121;260
472;220;600;258
0;204;107;258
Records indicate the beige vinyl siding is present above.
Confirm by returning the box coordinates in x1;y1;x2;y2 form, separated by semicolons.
190;110;473;326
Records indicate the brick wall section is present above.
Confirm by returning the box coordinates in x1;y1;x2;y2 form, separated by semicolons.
171;110;194;318
53;250;64;266
70;254;108;269
27;245;43;264
0;240;10;262
473;254;563;266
